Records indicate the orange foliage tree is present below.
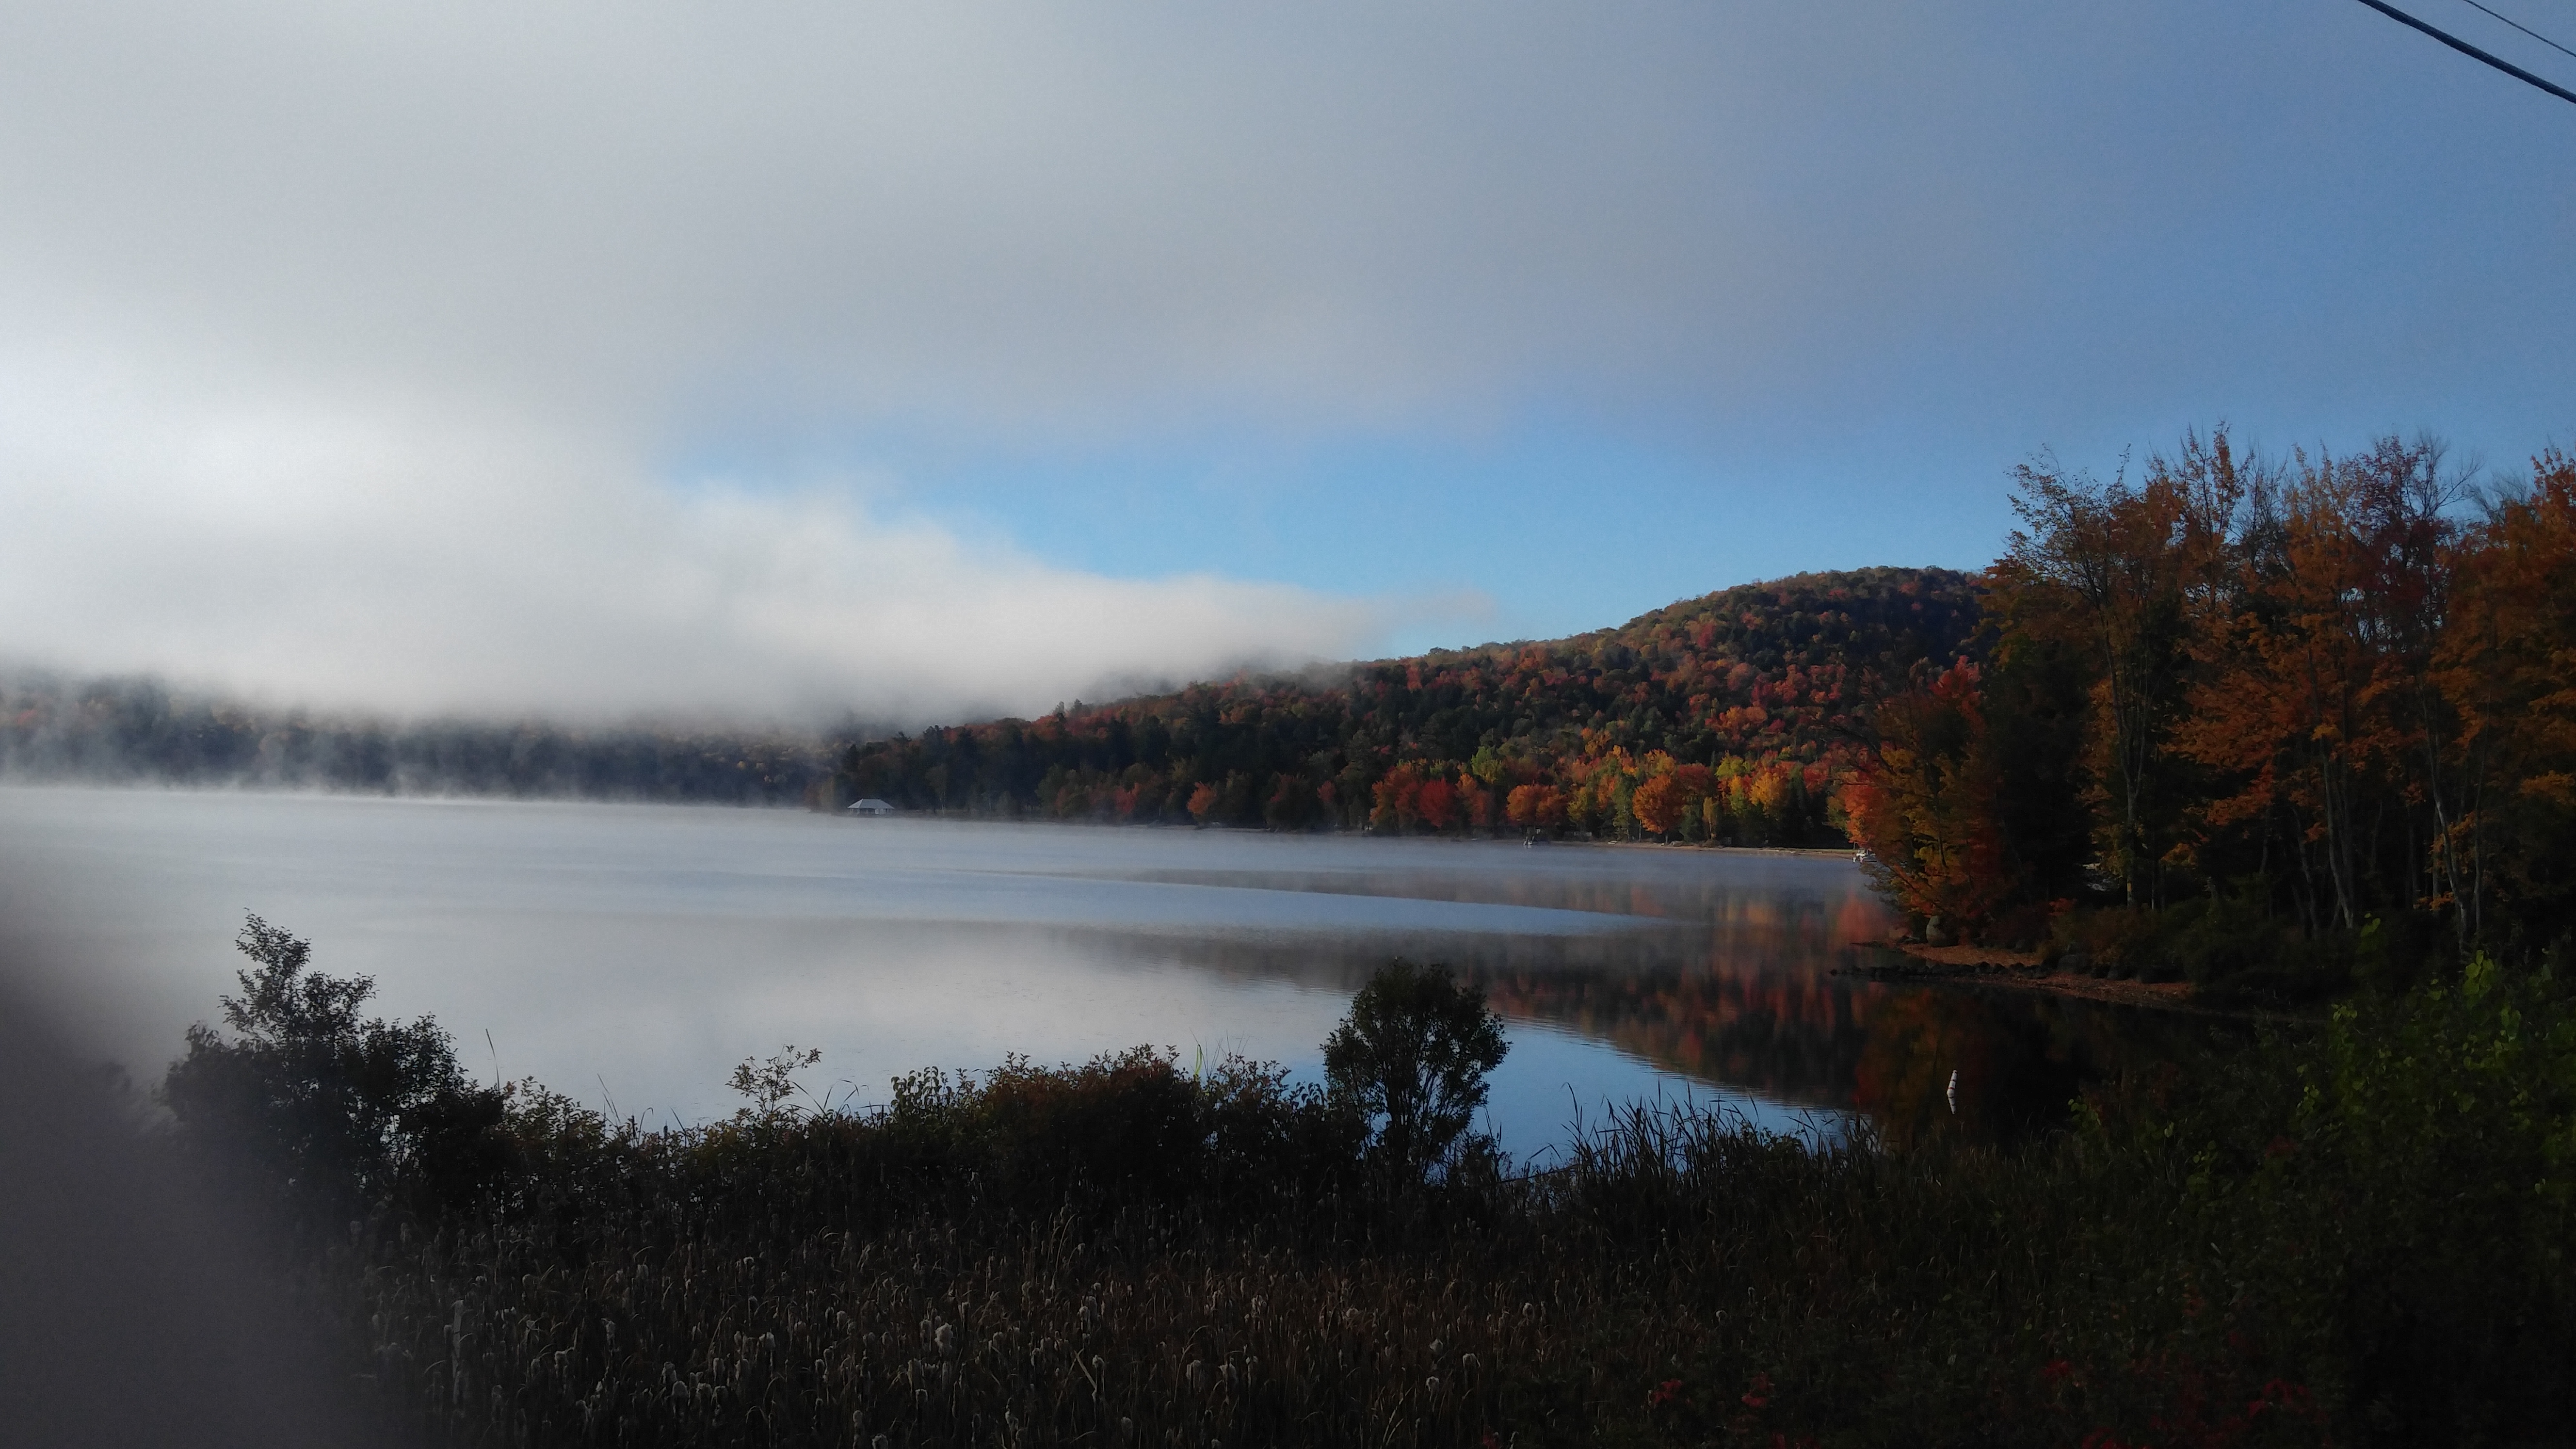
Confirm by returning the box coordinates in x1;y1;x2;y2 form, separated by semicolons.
1630;774;1682;837
2438;448;2576;935
1841;662;2018;939
1504;784;1566;832
2170;437;2464;931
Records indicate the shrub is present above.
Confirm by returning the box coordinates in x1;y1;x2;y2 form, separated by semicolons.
159;914;506;1214
2267;955;2576;1437
882;1047;1245;1205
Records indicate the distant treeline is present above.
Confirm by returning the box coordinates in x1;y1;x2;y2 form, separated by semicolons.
829;566;1978;847
0;675;837;805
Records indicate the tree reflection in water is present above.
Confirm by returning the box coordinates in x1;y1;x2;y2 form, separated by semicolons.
1091;858;2222;1142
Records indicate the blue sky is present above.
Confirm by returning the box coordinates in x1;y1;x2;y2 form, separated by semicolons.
0;1;2568;718
657;0;2576;653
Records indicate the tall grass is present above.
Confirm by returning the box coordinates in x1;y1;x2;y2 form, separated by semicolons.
153;923;2576;1448
234;961;2572;1449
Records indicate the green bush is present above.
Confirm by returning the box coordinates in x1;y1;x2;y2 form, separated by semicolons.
2061;952;2576;1442
872;1047;1366;1209
159;914;506;1215
2266;955;2576;1437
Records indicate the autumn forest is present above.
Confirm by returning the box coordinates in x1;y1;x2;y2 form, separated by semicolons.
825;564;1976;848
1839;432;2576;986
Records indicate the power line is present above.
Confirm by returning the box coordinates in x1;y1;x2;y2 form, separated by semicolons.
2456;0;2576;63
2348;0;2576;105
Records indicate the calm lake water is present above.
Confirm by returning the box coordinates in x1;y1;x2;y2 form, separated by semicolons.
0;786;2180;1158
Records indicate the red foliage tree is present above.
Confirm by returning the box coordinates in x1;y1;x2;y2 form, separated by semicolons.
1415;777;1458;832
1371;766;1422;832
1842;662;2016;938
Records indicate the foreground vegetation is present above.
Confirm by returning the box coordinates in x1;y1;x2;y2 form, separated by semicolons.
162;918;2575;1448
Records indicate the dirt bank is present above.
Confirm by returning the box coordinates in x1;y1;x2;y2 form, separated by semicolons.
1839;941;2210;1012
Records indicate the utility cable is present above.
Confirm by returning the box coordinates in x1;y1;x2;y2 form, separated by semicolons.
2347;0;2576;105
2456;0;2576;63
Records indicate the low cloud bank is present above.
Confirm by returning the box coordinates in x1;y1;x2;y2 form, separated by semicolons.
0;363;1403;726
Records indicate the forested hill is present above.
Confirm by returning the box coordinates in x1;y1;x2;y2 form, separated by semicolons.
0;566;1977;838
832;566;1980;845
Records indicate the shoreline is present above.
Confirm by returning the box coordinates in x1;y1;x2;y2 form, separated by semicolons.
869;811;1859;857
1840;941;2254;1015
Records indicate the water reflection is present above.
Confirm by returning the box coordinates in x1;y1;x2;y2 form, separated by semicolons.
1087;873;2213;1142
0;789;2203;1154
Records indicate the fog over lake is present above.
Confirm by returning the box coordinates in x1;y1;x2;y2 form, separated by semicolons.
0;786;1955;1157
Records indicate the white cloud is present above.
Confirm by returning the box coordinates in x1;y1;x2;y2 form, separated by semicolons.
0;348;1401;722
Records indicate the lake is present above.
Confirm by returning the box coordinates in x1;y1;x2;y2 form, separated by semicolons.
0;785;2175;1158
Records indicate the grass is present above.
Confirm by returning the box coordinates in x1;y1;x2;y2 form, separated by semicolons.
315;1100;2333;1448
166;946;2576;1447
